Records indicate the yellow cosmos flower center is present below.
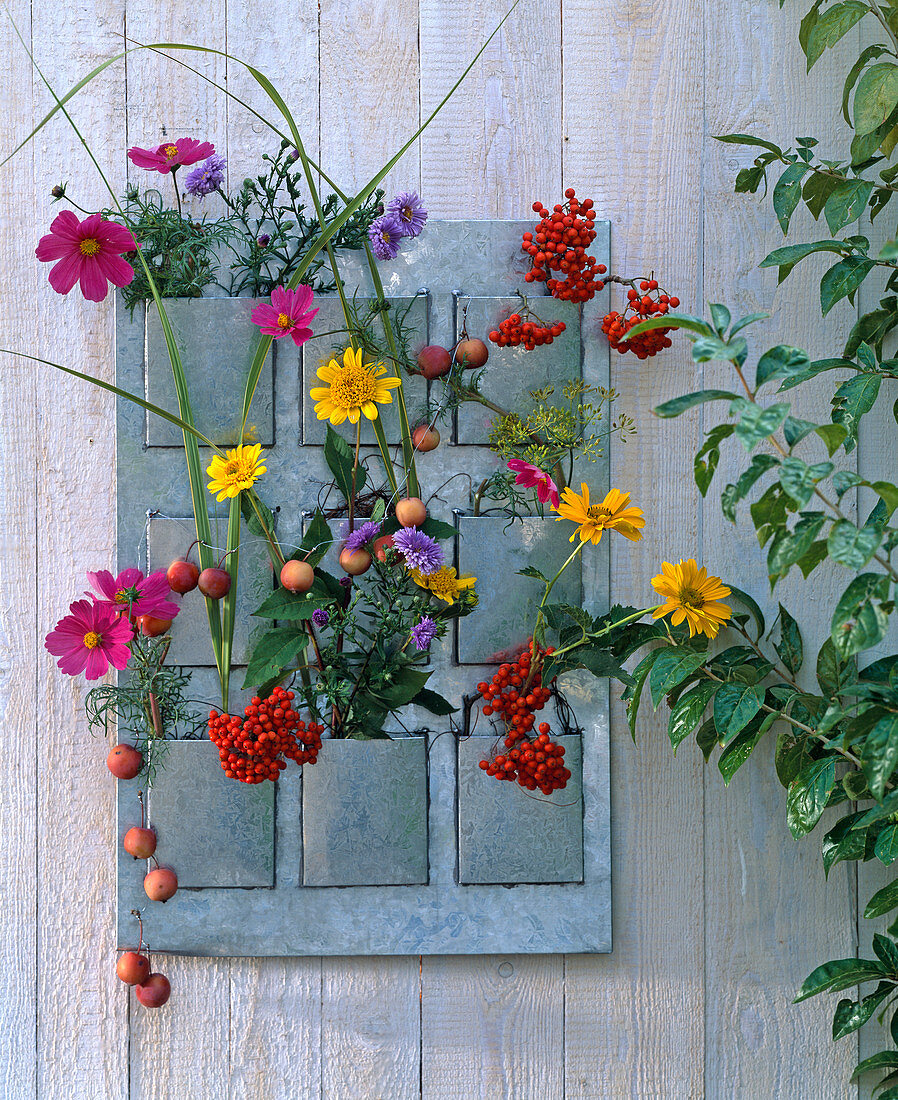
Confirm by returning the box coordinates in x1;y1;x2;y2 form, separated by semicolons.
276;313;292;329
83;631;101;649
330;365;379;410
163;144;179;158
79;238;102;257
114;591;129;603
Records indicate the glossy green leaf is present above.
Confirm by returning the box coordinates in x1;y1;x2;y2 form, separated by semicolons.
727;585;767;639
653;389;741;419
877;824;898;865
796;957;891;1002
774;604;803;675
832;371;883;443
623;648;662;741
718;714;771;785
828;520;884;568
695;717;720;761
668;681;718;751
294;509;332;568
733;401;791;450
822;812;871;875
650;649;709;708
755;345;811;389
787;757;836;837
832;573;891;658
714;681;764;745
832;983;894;1040
866;879;898;919
760;240;847;272
862;714;898;800
820;256;875;316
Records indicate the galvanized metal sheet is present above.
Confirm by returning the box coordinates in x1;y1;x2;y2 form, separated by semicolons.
116;219;613;956
146;740;275;888
301;738;428;887
456;734;583;885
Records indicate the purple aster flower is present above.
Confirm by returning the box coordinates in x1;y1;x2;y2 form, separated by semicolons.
341;520;381;553
368;213;405;260
410;616;438;651
312;608;330;627
387;191;428;238
392;526;444;575
184;153;227;197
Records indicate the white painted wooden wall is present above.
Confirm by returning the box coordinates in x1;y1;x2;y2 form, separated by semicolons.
0;0;878;1096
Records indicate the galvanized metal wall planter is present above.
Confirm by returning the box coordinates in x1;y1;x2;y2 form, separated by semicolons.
116;221;613;956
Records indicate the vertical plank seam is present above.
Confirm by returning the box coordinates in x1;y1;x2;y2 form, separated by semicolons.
122;8;132;1095
418;955;423;1099
316;6;323;1095
699;0;708;1094
31;4;39;1091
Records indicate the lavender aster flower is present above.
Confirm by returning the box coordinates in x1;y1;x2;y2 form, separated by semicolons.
368;213;405;260
312;608;330;627
387;191;428;238
340;520;381;553
392;526;444;575
184;153;227;197
410;616;438;651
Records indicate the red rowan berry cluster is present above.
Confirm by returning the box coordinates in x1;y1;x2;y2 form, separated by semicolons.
601;280;680;360
207;686;324;784
475;645;572;793
489;311;566;350
522;189;606;303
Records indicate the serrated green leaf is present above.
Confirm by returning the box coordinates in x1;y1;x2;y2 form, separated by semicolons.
517;565;548;582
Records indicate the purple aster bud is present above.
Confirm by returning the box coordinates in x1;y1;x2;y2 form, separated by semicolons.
386;191;428;238
288;147;300;162
256;233;271;248
368;213;405;261
183;153;227;198
392;526;444;575
312;608;330;627
410;616;438;651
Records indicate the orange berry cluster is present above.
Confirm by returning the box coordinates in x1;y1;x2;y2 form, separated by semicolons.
475;646;572;793
522;189;606;303
489;312;566;350
207;686;324;784
601;281;680;360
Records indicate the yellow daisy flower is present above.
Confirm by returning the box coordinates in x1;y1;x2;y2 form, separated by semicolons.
309;346;401;425
555;484;645;545
651;559;732;639
411;565;477;605
206;443;266;501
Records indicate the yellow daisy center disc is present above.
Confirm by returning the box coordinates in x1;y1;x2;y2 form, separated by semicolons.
679;586;705;610
586;505;612;520
331;365;378;410
83;631;101;649
79;238;101;257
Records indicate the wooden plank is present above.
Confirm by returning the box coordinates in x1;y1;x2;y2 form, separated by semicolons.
417;4;567;1096
28;2;131;1095
701;3;860;1096
421;955;564;1100
420;0;560;217
0;3;38;1096
321;957;420;1099
561;0;706;1093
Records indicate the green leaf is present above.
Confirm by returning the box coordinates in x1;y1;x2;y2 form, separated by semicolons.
420;517;458;542
653;389;741;418
796;957;892;1002
755;344;811;389
668;681;718;751
718;714;771;784
730;311;770;336
834;470;865;497
650;649;709;708
776;357;853;393
824;178;875;234
873;480;898;516
715;133;784;155
877;824;898;865
854;62;898;135
843;44;891;124
242;627;309;689
780;457;819;507
727;585;767;639
832;573;891;658
295;510;332;568
371;667;431;710
695;717;720;761
323;424;364;504
832;372;882;443
844;300;898;357
821;256;876;316
517;565;548;582
832;983;894;1040
760;239;847;274
253;586;326;621
694;424;735;496
623;648;662;740
774;604;803;675
862;714;898;800
850;1052;898;1082
787;757;836;838
876;934;898;973
409;687;458;716
768;512;827;580
806;1;868;70
773;162;809;233
721;455;780;522
866;879;898;919
828;520;884;568
817;636;855;696
823;812;871;875
709;302;731;334
815;422;849;456
714;681;764;745
732;400;791;450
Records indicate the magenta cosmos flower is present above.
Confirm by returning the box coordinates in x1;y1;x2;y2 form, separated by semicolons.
35;211;137;302
86;568;180;620
507;459;560;509
45;599;134;680
127;137;216;174
251;285;318;346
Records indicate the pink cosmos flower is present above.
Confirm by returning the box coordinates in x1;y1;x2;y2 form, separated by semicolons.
251;285;319;346
86;568;180;621
45;599;134;680
127;138;216;175
507;459;560;509
35;211;137;302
